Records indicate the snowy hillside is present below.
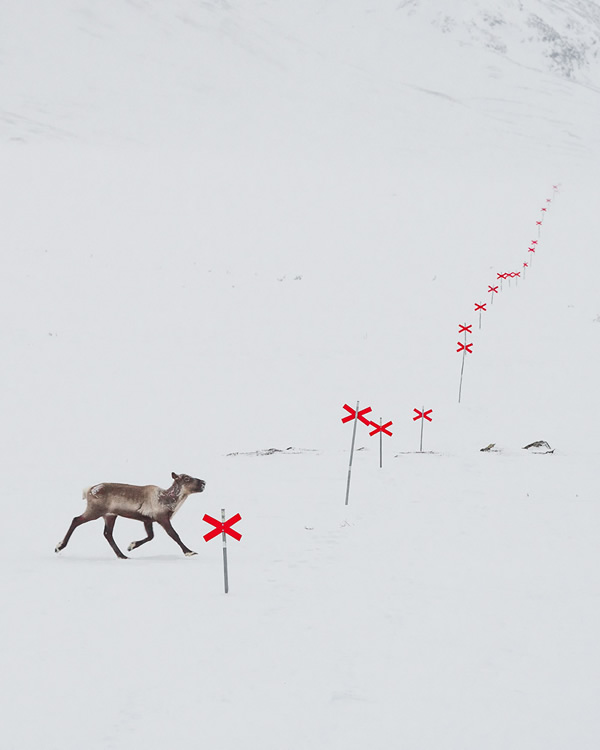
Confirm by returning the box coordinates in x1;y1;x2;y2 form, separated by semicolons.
1;1;600;749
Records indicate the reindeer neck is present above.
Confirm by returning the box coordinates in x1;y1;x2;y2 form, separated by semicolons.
160;481;188;508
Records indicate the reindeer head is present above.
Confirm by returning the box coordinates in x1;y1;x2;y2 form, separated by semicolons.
172;472;206;494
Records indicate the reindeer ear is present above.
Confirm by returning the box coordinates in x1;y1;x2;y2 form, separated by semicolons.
171;472;180;481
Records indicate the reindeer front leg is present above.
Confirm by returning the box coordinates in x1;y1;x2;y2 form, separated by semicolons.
158;517;197;556
128;521;155;552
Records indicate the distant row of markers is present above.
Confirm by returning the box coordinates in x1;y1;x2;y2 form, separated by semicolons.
342;184;559;505
456;185;557;403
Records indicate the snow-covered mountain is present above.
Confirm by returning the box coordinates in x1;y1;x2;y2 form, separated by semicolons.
1;3;600;749
402;0;600;82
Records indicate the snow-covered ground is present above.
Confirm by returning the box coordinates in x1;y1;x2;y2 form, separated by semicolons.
1;1;600;748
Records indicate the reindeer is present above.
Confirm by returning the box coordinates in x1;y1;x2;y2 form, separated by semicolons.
55;472;206;559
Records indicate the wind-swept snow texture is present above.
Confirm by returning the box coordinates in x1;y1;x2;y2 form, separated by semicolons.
1;1;600;749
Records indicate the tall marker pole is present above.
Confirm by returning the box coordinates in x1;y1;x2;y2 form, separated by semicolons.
379;418;383;469
220;508;229;594
345;401;359;506
457;333;473;404
203;511;242;594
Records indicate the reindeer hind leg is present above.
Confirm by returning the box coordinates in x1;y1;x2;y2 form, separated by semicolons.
55;508;102;553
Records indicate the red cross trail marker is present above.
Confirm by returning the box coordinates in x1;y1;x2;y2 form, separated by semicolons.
413;408;432;452
341;404;372;425
459;324;472;334
203;510;242;593
413;408;433;422
369;418;393;468
488;285;498;305
369;420;393;437
203;513;242;542
457;342;473;353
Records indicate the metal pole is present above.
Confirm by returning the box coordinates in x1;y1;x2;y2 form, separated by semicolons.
344;400;359;505
379;417;383;469
419;405;424;452
221;508;229;594
458;351;466;403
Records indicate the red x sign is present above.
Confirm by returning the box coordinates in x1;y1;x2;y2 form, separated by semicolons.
523;262;528;268
413;408;432;422
459;324;472;334
203;513;242;542
508;272;517;278
541;207;547;212
528;246;535;253
532;240;538;244
488;285;499;294
536;221;542;226
474;303;486;312
457;342;473;353
497;273;508;280
341;404;372;425
515;271;521;277
369;420;393;437
546;198;551;203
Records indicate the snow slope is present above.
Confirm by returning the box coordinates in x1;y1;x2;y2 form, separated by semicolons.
1;1;600;748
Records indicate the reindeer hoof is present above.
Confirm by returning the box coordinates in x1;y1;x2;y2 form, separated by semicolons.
127;542;136;551
55;544;63;553
184;551;198;557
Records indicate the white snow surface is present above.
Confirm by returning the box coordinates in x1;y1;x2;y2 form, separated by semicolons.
1;1;600;748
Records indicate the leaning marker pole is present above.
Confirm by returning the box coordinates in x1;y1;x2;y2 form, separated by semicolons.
341;402;371;505
345;401;359;506
457;337;473;403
